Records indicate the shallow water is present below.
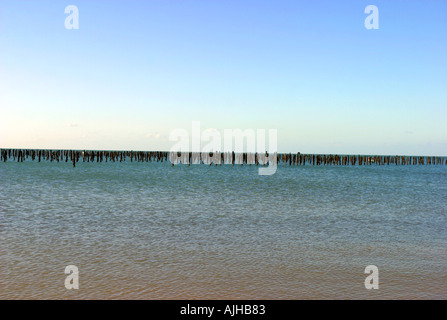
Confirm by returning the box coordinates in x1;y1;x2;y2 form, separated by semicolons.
0;161;446;299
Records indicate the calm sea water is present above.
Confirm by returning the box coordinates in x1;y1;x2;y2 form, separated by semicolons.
0;160;446;299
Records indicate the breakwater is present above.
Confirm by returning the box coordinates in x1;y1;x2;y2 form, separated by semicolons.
1;149;446;167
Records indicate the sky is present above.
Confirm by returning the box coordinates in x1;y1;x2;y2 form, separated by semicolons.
1;0;446;155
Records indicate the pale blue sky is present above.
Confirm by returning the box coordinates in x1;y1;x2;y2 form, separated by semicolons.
1;0;446;155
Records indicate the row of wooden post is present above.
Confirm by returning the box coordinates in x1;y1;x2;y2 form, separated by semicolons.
0;149;168;167
1;149;446;168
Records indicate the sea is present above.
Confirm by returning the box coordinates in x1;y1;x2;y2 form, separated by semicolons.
0;160;446;299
